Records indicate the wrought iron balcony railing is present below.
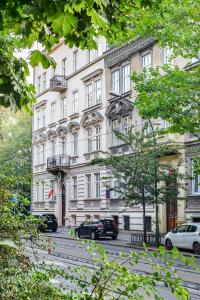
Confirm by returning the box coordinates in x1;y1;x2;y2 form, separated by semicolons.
47;155;70;173
49;75;68;92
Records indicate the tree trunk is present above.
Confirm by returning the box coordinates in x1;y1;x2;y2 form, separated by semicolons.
142;196;147;244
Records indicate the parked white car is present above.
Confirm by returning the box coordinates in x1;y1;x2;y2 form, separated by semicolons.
164;223;200;254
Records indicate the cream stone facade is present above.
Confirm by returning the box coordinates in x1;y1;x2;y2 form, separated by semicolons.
31;37;198;233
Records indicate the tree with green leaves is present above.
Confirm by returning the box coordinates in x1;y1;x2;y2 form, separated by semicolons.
92;126;183;243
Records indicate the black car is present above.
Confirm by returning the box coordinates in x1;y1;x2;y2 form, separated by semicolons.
75;219;118;240
33;214;58;232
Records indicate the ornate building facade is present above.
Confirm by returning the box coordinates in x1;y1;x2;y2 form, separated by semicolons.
32;37;199;233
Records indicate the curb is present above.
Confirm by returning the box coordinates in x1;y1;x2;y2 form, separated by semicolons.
45;234;200;259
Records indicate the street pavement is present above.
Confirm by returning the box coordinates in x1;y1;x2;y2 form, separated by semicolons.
27;227;200;299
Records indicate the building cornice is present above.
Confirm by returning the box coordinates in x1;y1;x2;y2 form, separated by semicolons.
104;37;155;68
81;68;103;82
34;99;47;109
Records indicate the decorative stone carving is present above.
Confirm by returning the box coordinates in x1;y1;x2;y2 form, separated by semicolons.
33;132;46;144
106;99;133;120
67;121;80;133
56;126;68;137
46;130;57;140
80;111;103;128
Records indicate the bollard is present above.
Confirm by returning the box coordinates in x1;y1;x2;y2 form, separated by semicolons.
47;237;52;255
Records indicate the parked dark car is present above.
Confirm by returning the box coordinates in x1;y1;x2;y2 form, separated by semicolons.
75;219;118;240
33;214;58;232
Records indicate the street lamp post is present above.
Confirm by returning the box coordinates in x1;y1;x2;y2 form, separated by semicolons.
109;91;160;246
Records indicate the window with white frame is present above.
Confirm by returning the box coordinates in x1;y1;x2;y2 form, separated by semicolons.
35;144;40;165
51;140;56;157
94;79;102;104
111;70;120;93
95;126;101;150
111;178;119;198
192;159;200;194
41;181;45;201
142;53;152;69
122;116;131;134
41;108;46;127
72;133;78;156
51;103;56;123
86;84;93;108
164;47;173;64
62;58;67;76
37;76;41;93
60;137;66;156
73;50;78;72
96;36;103;57
36;110;40;129
87;128;93;153
72;91;79;114
88;50;92;63
42;72;47;90
41;143;45;163
36;182;39;201
86;174;92;198
112;119;120;146
60;97;67;119
94;173;101;198
122;65;130;93
72;176;78;199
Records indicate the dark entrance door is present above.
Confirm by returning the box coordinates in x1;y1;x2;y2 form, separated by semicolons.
113;216;119;228
61;185;66;226
166;175;178;232
124;216;130;230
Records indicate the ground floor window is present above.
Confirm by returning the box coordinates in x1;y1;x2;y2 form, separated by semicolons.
124;216;130;230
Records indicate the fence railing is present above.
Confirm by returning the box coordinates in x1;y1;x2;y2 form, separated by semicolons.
131;232;163;245
50;75;67;89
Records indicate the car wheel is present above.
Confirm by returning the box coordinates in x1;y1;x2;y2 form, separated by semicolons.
165;239;173;250
112;235;118;240
91;231;96;240
193;242;200;255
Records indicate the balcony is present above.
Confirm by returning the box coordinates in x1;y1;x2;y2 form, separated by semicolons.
49;75;68;92
47;154;70;174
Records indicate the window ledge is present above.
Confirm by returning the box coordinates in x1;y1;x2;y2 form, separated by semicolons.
70;155;79;159
48;122;57;127
34;163;46;167
84;198;101;201
58;117;68;124
69;113;79;119
34;127;46;133
82;103;102;113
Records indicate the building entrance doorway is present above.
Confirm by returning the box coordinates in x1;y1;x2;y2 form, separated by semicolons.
61;185;66;226
124;216;130;230
166;174;178;232
113;215;119;228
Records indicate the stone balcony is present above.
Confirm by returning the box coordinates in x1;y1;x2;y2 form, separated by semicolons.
49;75;68;92
47;154;70;175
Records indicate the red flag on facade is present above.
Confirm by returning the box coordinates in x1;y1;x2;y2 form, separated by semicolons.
48;188;55;198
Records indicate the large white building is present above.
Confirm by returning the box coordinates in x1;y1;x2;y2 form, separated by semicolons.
32;37;199;233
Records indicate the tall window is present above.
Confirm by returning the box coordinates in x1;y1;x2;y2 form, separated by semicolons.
97;36;103;57
87;128;93;152
95;173;101;198
37;76;41;93
73;50;78;72
95;126;101;150
61;137;66;156
61;97;67;119
86;84;93;107
62;58;67;76
164;47;173;64
42;72;47;90
73;91;78;114
72;176;78;199
35;145;40;165
111;178;118;198
41;143;45;163
94;79;102;104
36;182;39;201
41;108;46;127
36;110;40;129
86;174;92;198
51;103;56;122
88;50;92;63
122;65;130;93
111;70;120;93
122;116;131;134
51;140;55;157
142;53;151;69
112;119;120;146
192;159;200;194
72;133;78;156
41;181;45;201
